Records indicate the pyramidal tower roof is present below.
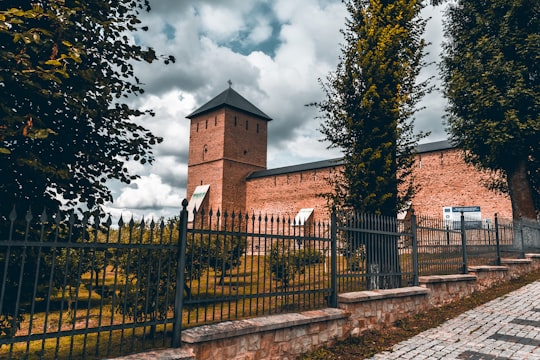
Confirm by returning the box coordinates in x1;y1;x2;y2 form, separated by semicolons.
186;86;272;121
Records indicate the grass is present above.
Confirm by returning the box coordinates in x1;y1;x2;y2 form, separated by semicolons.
4;255;332;359
299;268;540;360
3;245;522;359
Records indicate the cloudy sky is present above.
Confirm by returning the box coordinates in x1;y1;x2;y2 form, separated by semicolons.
103;0;449;221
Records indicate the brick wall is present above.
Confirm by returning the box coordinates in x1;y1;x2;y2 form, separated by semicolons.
187;160;224;212
244;147;512;221
223;108;267;168
245;166;337;219
412;148;512;219
187;107;268;213
187;105;512;221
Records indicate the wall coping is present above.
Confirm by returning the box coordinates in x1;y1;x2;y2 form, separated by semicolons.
181;307;348;344
108;348;194;360
526;253;540;258
501;258;532;264
468;266;508;273
337;286;428;304
418;274;477;284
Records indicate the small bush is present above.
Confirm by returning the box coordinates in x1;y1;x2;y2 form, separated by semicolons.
269;242;324;289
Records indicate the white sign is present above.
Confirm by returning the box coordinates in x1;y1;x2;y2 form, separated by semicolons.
443;206;482;229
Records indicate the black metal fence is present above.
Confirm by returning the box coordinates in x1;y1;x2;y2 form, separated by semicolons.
414;212;516;276
334;212;417;293
0;208;181;360
182;207;334;330
0;203;531;359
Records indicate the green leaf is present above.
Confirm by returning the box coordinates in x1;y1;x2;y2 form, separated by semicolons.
28;128;58;139
45;59;62;66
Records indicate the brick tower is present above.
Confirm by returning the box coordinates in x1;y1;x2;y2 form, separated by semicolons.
186;86;271;216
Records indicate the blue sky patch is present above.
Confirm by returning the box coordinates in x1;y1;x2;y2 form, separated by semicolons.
163;23;176;40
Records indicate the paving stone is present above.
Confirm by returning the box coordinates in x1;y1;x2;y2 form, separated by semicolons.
366;281;540;359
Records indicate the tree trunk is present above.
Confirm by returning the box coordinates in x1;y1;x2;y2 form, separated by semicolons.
366;231;401;290
507;159;536;221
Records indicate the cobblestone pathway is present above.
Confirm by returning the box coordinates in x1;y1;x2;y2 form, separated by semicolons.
369;281;540;359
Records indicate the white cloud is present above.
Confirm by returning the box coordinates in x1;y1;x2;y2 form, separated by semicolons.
246;16;273;45
102;0;448;220
115;174;183;209
199;5;245;41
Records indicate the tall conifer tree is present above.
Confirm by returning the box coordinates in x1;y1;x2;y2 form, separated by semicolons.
318;0;431;289
318;0;431;217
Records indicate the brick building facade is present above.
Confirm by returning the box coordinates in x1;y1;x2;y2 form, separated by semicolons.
186;87;512;223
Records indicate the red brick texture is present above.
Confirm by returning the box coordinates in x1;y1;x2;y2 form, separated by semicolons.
412;148;512;219
187;107;512;221
245;167;337;219
244;147;512;221
187;107;268;213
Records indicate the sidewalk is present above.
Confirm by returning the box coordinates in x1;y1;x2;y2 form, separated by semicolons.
369;280;540;359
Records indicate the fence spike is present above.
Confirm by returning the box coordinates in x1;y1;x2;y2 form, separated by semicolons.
93;212;100;227
82;212;89;227
68;211;75;226
25;207;33;223
40;208;48;223
118;215;124;227
9;205;17;222
54;210;62;225
105;215;112;228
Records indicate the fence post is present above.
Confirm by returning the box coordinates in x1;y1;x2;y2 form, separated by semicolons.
329;208;338;308
494;213;501;266
460;212;468;274
410;208;419;286
172;199;189;348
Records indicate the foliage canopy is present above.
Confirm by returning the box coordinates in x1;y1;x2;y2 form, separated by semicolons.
441;0;539;219
0;0;174;215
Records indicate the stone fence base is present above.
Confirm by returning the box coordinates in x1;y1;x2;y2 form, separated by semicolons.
116;254;540;360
